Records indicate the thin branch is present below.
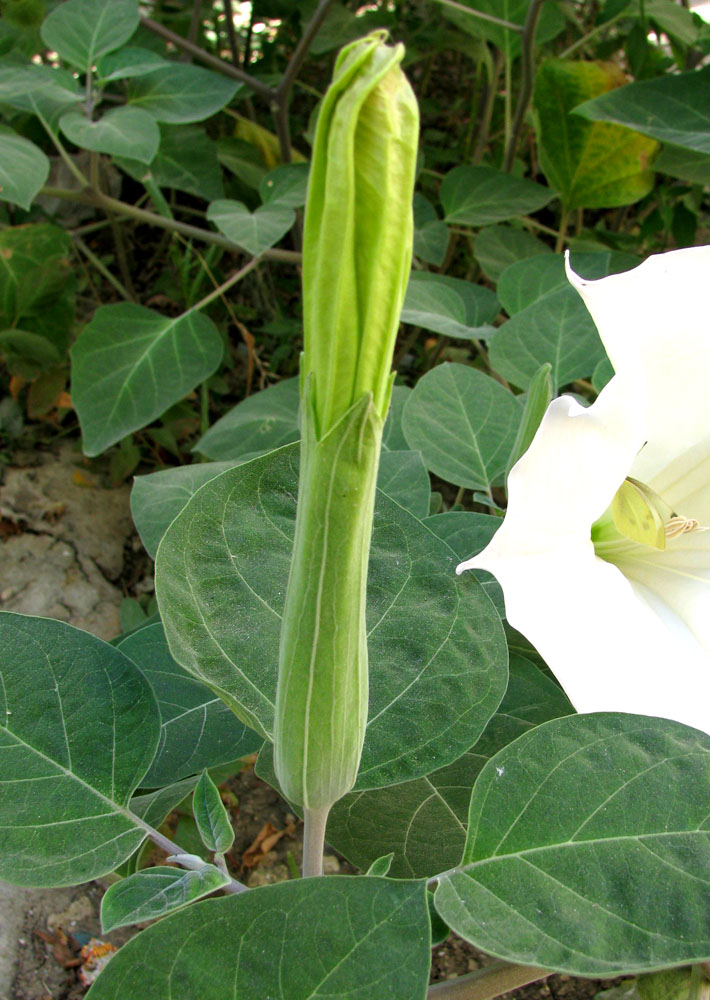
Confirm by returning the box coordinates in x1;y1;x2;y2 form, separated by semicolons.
503;0;544;172
429;0;524;33
223;0;242;67
272;0;337;164
135;819;247;895
140;16;276;101
181;0;203;62
41;185;302;264
73;235;133;302
190;254;264;313
427;961;550;1000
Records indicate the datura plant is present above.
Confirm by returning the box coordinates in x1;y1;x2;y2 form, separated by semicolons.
2;35;710;1000
457;246;710;736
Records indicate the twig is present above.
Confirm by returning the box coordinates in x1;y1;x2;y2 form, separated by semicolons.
427;961;550;999
181;0;203;62
41;185;302;263
140;16;275;101
429;0;523;33
73;235;133;301
135;819;247;895
272;0;337;164
503;0;544;172
223;0;242;67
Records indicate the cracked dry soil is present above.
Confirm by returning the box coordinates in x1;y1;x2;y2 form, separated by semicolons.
0;445;619;1000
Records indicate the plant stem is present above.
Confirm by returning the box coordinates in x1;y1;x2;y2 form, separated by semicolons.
272;0;336;164
427;961;550;999
430;0;523;33
181;0;203;62
73;235;133;301
135;819;247;894
558;11;625;59
190;254;264;313
40;186;301;264
302;806;329;877
554;207;570;253
139;15;275;100
503;0;544;172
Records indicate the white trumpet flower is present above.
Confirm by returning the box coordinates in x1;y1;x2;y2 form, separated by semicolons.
457;246;710;734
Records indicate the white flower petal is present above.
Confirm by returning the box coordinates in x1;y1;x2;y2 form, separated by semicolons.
456;375;645;574
566;246;710;474
482;542;710;734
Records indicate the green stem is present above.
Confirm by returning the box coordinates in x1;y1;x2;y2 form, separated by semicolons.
427;961;550;999
40;186;301;264
554;207;570;253
503;55;512;157
429;0;523;33
134;818;247;895
72;235;133;301
302;806;329;877
199;380;210;437
190;254;263;313
558;11;626;59
503;0;544;172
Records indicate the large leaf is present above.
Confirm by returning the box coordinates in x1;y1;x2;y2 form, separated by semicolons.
474;225;552;283
127;64;241;123
70;303;223;455
207;199;295;255
149;124;224;201
426;510;503;615
0;612;159;887
401;364;522;491
195;377;301;461
324;653;573;878
491;252;638;391
40;0;139;73
534;59;657;210
0;128;49;210
131;442;429;558
118;623;261;787
259;163;310;208
434;714;710;975
155;443;508;788
401;272;499;340
96;47;167;83
574;65;710;155
59;107;160;164
101;865;231;933
440;165;554;227
85;877;431;1000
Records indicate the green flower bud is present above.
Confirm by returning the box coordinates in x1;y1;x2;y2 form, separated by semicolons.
273;33;419;816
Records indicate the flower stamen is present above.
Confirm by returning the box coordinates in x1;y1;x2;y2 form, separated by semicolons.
664;515;710;539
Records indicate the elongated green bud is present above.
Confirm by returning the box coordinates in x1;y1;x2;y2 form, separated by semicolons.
273;33;419;814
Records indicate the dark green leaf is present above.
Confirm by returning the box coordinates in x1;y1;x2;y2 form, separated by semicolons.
259;162;310;208
413;193;449;267
85;877;431;1000
71;303;223;455
207;199;295;255
118;623;261;787
401;364;522;490
401;272;499;340
0;612;159;886
440;165;554;226
100;865;231;933
59;107;159;164
96;46;167;83
193;770;234;853
474;225;552;283
325;653;572;878
194;377;301;461
377;450;431;519
574;66;710;155
155;443;508;788
435;714;710;975
40;0;139;72
128;64;241;123
0;128;49;209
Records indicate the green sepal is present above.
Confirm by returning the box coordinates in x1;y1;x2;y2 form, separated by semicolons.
274;383;383;810
192;770;234;854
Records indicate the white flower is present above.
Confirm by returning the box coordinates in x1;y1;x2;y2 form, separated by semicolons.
457;246;710;734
